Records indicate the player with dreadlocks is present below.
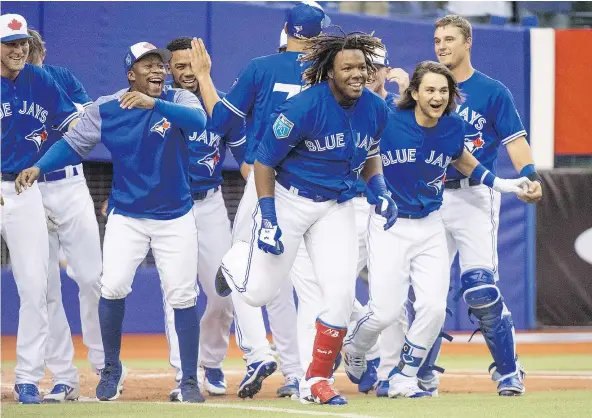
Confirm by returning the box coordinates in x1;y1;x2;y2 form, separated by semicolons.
216;31;398;405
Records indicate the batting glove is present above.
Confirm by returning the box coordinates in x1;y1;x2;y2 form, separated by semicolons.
375;194;398;230
258;197;284;255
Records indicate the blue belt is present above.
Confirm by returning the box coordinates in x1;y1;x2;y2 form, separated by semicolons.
1;172;19;181
191;186;220;201
444;178;479;190
276;177;332;203
397;212;430;220
38;166;80;183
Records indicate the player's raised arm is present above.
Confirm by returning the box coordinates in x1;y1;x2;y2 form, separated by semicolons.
189;38;222;117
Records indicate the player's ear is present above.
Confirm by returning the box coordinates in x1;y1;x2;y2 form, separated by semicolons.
465;36;472;51
127;69;135;84
411;89;419;102
327;68;334;80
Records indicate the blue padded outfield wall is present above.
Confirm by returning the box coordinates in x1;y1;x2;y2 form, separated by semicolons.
1;1;534;333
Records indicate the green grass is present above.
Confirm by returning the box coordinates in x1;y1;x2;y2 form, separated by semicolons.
3;391;592;418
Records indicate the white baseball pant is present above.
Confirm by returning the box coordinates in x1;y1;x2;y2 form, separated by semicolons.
344;211;449;377
101;210;198;309
229;173;301;376
39;165;104;375
163;189;234;374
1;180;49;385
221;181;358;328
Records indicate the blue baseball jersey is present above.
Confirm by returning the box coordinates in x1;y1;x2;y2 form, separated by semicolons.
355;90;398;197
257;82;389;201
214;51;310;164
63;87;205;220
380;107;465;217
446;70;526;181
1;63;79;173
38;64;93;159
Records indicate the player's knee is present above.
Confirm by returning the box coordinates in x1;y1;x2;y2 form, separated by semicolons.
461;268;500;309
100;282;132;300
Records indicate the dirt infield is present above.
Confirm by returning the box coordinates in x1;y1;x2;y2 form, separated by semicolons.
2;334;592;403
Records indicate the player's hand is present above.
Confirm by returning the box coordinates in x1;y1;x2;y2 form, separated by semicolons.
257;197;284;255
15;166;41;194
258;219;284;255
492;176;532;195
240;162;253;181
517;180;543;204
119;91;156;110
375;194;398;230
386;68;410;95
100;199;108;217
190;37;212;80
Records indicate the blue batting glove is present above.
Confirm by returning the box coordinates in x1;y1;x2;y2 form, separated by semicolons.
375;194;398;230
257;197;284;255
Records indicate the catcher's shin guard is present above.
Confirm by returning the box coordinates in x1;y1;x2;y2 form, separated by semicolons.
460;268;520;379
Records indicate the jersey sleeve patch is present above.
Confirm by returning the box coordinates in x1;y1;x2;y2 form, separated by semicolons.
273;113;294;139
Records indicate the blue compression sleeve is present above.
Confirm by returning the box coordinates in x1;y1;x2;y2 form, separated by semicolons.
34;139;83;175
366;174;388;197
154;99;207;132
258;197;277;224
470;163;496;188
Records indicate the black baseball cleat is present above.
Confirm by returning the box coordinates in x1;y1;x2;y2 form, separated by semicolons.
215;266;231;297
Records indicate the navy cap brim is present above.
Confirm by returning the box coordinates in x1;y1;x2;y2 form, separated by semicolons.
1;33;32;42
131;48;172;67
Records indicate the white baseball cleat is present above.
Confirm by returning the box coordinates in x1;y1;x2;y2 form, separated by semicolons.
344;352;367;384
388;374;432;399
43;384;81;403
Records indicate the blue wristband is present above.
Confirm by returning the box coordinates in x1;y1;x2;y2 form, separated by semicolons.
470;163;496;188
520;164;536;177
366;174;388;198
258;197;277;224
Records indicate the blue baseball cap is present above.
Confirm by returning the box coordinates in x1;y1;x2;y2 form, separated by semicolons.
286;1;331;40
371;45;390;67
123;42;171;73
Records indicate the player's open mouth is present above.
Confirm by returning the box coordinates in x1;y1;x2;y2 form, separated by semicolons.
148;78;163;87
349;82;363;89
430;103;443;109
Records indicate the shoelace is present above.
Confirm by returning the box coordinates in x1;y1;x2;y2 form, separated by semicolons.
18;385;38;396
206;368;224;382
285;376;299;387
101;363;121;384
50;384;67;394
347;354;366;369
182;376;199;389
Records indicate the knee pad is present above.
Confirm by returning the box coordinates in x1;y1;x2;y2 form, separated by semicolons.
461;268;500;310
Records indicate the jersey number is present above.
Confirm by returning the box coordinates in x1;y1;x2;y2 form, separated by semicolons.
273;83;302;100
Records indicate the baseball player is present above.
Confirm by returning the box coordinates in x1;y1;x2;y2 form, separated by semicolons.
162;36;246;400
26;28;104;403
1;14;80;404
287;44;410;395
410;14;543;397
17;42;208;403
186;1;333;398
216;32;398;405
343;61;534;398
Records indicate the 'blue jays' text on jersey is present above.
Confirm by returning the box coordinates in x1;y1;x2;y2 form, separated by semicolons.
257;82;389;201
355;90;399;197
1;63;79;173
63;87;205;220
38;64;94;159
188;92;246;193
381;107;465;217
214;51;310;164
163;83;247;193
446;70;526;181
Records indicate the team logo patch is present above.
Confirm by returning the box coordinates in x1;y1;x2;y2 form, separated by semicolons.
125;53;132;67
352;161;365;179
8;18;22;31
427;172;446;194
464;132;485;154
198;148;221;176
25;126;48;151
273;113;294;139
150;117;171;138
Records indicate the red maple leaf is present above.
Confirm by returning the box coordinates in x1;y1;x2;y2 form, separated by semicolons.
7;19;22;31
162;121;170;129
213;153;220;164
473;137;484;148
40;131;48;141
143;43;156;49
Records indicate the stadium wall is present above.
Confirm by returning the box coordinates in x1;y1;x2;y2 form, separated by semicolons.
2;1;539;332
